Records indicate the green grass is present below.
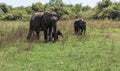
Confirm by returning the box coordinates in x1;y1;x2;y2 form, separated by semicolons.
0;20;120;71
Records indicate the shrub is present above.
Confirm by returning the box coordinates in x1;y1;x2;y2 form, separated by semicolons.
0;12;22;20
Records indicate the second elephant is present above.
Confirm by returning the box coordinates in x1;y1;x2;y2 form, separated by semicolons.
74;19;86;35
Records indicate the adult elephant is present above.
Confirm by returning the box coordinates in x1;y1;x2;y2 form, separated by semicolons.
26;12;44;40
27;11;59;42
74;18;86;35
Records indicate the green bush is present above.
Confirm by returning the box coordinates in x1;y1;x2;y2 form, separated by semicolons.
0;12;22;20
22;14;32;21
91;0;120;20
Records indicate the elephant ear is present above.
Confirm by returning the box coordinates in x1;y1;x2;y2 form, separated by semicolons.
43;12;52;23
51;16;58;22
51;12;59;21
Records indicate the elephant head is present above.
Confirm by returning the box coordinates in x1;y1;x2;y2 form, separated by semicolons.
74;18;86;35
43;12;59;42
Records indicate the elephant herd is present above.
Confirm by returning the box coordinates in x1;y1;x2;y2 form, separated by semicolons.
27;11;86;42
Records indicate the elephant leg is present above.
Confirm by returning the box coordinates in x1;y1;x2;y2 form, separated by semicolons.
76;27;80;34
54;33;57;42
48;27;52;41
53;24;57;42
83;28;86;35
27;30;33;40
80;29;84;35
77;26;80;34
74;26;78;34
35;30;40;40
56;34;58;41
44;29;48;42
76;27;79;35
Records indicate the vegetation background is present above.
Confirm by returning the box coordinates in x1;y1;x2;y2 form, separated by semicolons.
0;0;120;71
0;0;120;21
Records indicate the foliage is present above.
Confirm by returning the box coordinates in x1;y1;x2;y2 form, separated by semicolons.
97;0;112;9
0;3;9;13
73;4;83;14
0;8;4;15
25;6;34;14
0;12;22;20
31;2;44;12
0;0;120;20
49;0;63;6
92;0;120;20
82;5;91;11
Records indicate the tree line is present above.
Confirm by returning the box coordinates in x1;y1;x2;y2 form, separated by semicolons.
0;0;120;21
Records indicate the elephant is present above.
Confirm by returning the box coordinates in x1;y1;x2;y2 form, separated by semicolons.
51;30;63;40
27;11;59;42
29;30;63;41
74;18;86;35
26;12;44;40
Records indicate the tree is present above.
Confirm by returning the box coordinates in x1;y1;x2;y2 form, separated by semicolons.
55;0;63;5
74;4;82;14
49;0;56;5
92;0;120;20
32;2;44;12
97;0;112;10
0;3;8;13
49;0;63;6
82;5;91;11
26;6;33;14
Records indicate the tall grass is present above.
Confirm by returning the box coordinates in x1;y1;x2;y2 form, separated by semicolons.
0;20;120;71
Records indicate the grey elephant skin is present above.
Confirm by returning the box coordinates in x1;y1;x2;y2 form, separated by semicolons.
27;11;59;42
74;19;86;35
51;30;63;40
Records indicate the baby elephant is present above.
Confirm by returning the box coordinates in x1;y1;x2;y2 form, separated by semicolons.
30;30;63;41
74;18;86;35
51;30;63;40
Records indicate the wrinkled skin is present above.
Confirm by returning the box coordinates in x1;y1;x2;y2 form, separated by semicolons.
27;11;59;42
27;12;44;41
74;19;86;35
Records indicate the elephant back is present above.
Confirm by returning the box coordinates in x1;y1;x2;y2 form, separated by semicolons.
32;12;44;20
43;12;52;24
30;12;44;30
43;12;59;24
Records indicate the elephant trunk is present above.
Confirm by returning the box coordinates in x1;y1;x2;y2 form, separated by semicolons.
53;23;57;41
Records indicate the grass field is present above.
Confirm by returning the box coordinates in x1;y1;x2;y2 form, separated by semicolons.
0;20;120;71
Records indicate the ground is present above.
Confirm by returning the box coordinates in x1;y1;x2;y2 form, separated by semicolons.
0;20;120;71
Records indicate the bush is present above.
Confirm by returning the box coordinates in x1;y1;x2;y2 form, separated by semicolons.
61;14;70;20
0;12;22;20
22;14;32;21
